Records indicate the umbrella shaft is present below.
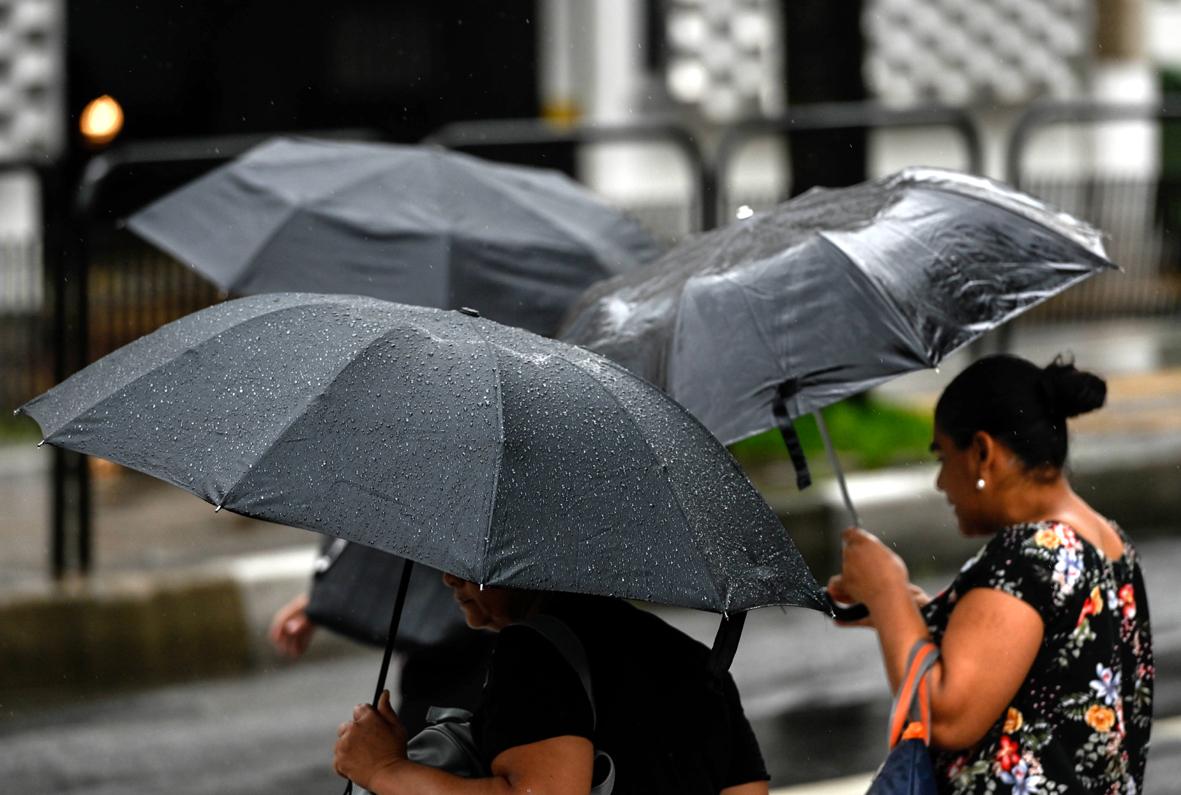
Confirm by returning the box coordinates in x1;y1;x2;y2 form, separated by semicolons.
342;558;416;795
372;558;415;705
812;411;861;528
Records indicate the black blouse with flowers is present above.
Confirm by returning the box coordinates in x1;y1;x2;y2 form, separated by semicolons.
921;521;1153;794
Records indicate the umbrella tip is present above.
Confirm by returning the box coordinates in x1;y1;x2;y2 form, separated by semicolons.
214;504;223;513
36;439;46;448
458;307;481;318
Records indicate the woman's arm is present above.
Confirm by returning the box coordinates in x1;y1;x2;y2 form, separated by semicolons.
837;528;1044;750
926;588;1042;749
335;691;593;795
721;782;769;795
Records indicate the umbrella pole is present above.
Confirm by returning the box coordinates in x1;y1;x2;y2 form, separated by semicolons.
341;559;415;795
811;410;861;528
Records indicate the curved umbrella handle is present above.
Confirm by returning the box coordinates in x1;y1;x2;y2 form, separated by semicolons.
823;590;870;623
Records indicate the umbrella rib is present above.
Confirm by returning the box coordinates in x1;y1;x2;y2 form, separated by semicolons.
557;353;726;609
215;323;405;512
920;181;1111;263
229;161;449;286
21;298;332;441
814;232;935;367
230;206;320;288
466;322;507;587
466;169;635;268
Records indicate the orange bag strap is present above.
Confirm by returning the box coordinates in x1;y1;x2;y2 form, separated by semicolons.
887;639;940;749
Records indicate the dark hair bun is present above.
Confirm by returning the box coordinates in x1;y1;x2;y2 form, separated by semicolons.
1041;355;1106;418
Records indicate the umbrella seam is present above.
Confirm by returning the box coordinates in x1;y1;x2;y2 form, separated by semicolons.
467;321;506;587
467;166;654;274
218;154;450;287
556;353;726;610
577;354;826;613
20;297;337;439
814;232;936;368
679;269;788;425
659;353;828;612
940;266;1106;361
231;206;327;290
216;319;413;511
918;182;1113;264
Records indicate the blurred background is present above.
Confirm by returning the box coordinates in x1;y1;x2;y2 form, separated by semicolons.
0;1;1179;792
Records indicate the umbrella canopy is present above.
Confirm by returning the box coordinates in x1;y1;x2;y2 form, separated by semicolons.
127;138;665;337
559;167;1116;446
18;293;824;614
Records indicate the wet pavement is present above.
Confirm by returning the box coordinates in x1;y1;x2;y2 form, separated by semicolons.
3;537;1181;794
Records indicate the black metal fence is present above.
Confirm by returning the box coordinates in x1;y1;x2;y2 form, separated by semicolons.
1007;101;1181;323
0;231;50;416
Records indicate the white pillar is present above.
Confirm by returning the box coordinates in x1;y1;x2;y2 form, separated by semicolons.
576;0;692;234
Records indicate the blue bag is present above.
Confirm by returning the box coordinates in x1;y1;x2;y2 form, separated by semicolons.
866;640;940;795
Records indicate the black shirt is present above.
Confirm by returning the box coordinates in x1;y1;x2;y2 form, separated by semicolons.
471;595;769;793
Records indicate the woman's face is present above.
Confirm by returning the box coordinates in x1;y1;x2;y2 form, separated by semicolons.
932;426;994;537
440;573;532;631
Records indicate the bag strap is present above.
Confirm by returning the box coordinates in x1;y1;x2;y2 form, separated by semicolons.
887;639;940;749
513;615;598;727
512;616;617;795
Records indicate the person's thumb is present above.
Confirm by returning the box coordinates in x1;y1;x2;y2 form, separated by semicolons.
377;689;398;724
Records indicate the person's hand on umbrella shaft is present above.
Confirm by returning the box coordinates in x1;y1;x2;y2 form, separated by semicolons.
335;690;407;789
834;527;911;612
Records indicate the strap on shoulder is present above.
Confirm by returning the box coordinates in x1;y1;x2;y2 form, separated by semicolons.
887;639;940;749
512;614;597;728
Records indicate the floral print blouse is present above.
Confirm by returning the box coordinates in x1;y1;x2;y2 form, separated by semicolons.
921;521;1153;794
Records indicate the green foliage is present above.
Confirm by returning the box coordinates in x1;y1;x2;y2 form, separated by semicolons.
728;394;933;472
0;412;40;443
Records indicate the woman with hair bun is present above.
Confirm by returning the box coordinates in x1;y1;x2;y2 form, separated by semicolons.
829;355;1153;794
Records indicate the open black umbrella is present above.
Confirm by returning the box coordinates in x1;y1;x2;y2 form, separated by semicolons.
127;138;664;337
560;167;1116;500
20;293;825;789
18;292;824;614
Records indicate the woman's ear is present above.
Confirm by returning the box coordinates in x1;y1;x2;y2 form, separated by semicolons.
974;430;1019;481
972;431;995;469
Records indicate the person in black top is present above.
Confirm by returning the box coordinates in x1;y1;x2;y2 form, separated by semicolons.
334;573;770;794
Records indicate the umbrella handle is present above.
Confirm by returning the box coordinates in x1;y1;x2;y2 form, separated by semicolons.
341;558;416;795
823;590;871;623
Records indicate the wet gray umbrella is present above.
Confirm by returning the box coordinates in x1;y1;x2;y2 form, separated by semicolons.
127;137;665;337
17;292;823;616
560;167;1116;621
560;166;1116;451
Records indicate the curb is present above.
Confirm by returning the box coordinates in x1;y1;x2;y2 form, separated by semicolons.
0;546;362;703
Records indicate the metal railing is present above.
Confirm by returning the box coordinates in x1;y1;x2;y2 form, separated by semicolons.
27;100;1181;578
425;117;709;236
1007;100;1181;321
715;102;985;224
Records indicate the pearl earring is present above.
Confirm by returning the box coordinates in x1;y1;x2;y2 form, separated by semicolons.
975;478;986;491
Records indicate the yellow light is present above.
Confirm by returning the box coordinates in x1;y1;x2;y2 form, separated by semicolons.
80;95;124;146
